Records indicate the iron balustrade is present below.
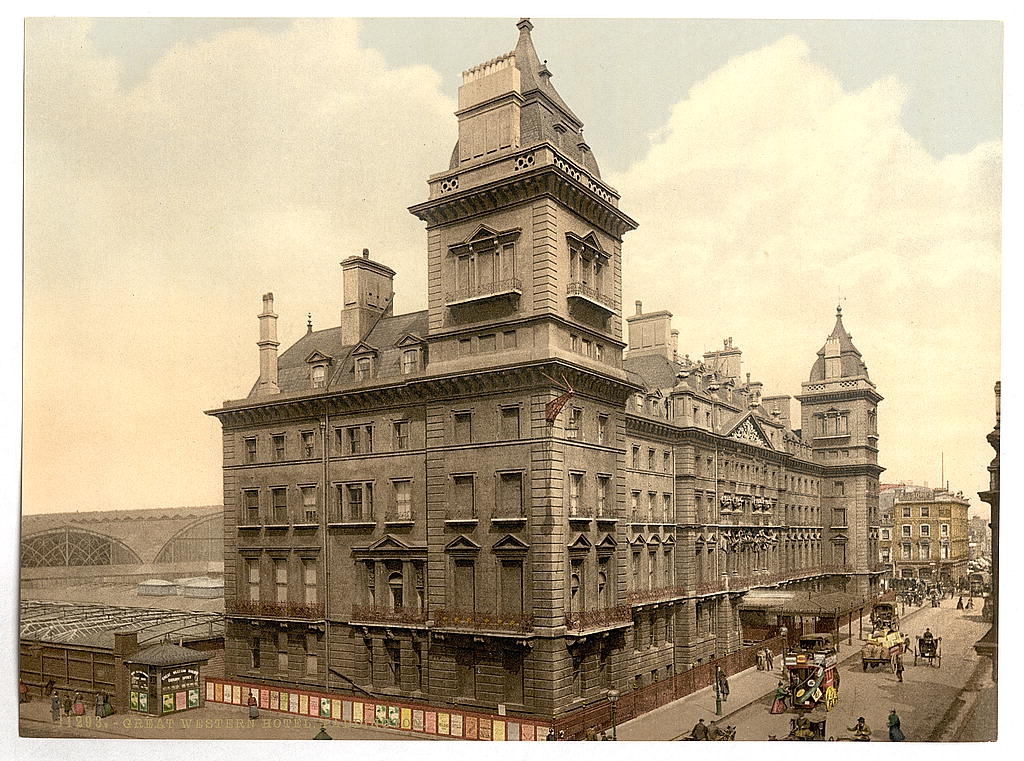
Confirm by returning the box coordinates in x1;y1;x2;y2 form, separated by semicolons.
226;600;325;619
445;278;522;305
564;606;632;631
350;605;428;624
566;281;615;311
433;609;534;633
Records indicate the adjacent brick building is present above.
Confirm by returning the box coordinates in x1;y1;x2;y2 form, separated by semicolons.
879;484;970;584
206;19;885;725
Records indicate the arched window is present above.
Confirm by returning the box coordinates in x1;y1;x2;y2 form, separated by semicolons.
401;349;419;375
312;365;326;388
388;572;403;609
355;357;372;381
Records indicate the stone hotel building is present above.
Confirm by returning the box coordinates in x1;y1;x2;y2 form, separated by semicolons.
207;19;885;724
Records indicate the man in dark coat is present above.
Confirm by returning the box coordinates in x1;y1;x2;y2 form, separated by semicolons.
716;666;730;701
690;717;709;740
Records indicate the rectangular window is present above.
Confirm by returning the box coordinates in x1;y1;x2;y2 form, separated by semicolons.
458;338;472;357
582;338;592;356
630;491;640;520
355;356;372;381
311;365;326;388
597;414;608;445
455;651;476;699
454;411;473;444
303;560;317;605
595;343;604;361
392;420;409;450
386;641;401;687
597;476;609;517
243;489;260;525
902;524;912;537
272;487;288;524
344;483;373;521
647;492;656;521
251;637;261;670
247;559;260;602
244;437;257;464
305;633;318;676
834;481;845;496
301;431;315;458
647;448;655;470
500;560;524;615
451;475;475;519
901;543;912;560
273;434;285;461
921;505;930;518
920;524;930;537
503;330;517;349
500;406;521;440
392;479;412;521
344;424;373;455
567;407;583;440
274;559;288;604
902;506;911;518
277;632;289;673
453;558;476;609
301;485;317;522
631;446;640;469
833;508;847;526
941;523;949;537
479;333;496;353
569;472;583;516
663;451;671;472
941;542;950;560
497;472;523;517
570;334;579;352
662;493;672;522
401;349;418;375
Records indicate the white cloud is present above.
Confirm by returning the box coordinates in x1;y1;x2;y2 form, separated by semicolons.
23;19;455;512
611;35;1000;500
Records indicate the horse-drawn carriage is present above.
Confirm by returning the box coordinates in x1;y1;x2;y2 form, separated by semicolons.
870;601;899;632
861;629;904;671
783;636;840;712
914;634;942;667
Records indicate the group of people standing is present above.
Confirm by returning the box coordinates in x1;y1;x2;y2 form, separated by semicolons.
48;687;112;722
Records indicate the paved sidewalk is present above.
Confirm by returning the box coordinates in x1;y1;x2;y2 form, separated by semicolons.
617;599;932;741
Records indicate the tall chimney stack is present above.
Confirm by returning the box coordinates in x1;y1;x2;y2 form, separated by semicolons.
256;293;280;396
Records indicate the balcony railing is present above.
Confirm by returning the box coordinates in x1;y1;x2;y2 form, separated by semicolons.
625;585;689;605
433;609;533;633
566;281;616;313
445;278;522;306
226;600;325;619
350;605;428;625
565;606;632;631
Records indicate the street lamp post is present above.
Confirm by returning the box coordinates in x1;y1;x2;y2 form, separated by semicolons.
714;668;722;716
606;689;620;740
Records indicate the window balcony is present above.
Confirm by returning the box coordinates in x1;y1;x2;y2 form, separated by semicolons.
564;605;632;632
625;585;688;606
566;281;616;314
350;605;428;626
226;600;325;620
432;609;534;634
445;278;522;307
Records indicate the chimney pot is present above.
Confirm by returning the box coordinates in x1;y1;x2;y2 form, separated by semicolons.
635;300;643;315
362;248;370;259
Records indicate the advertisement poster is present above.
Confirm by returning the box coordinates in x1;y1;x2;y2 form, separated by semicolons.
522;723;535;741
188;688;200;708
450;713;463;737
175;691;186;711
412;709;424;732
260;689;270;710
321;697;332;718
401;707;411;730
363;703;374;724
493;719;505;741
425;711;436;734
214;683;223;703
162;693;174;714
387;705;400;728
352;701;363;723
465;715;478;740
374;704;387;725
205;683;214;702
288;692;298;714
437;712;449;735
299;694;308;715
139;692;148;712
479;718;492;740
129;692;138;711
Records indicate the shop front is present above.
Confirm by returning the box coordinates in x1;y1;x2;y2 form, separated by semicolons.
123;641;210;716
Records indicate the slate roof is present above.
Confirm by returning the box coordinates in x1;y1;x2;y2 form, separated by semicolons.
251;309;429;398
808;307;870;382
124;641;212;667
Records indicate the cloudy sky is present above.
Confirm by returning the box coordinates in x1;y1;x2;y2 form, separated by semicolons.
21;14;1004;519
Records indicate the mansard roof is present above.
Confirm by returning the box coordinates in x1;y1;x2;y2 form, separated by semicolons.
252;309;429;397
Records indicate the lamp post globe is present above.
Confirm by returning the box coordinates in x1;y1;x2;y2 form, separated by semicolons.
606;689;620;740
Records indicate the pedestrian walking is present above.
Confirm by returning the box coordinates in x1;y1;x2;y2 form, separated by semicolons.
771;680;789;714
757;648;766;670
73;691;85;716
95;692;104;718
956;595;964;609
62;692;72;717
765;646;774;670
888;709;905;741
50;692;61;722
689;718;709;740
716;666;730;702
894;655;904;682
247;691;259;720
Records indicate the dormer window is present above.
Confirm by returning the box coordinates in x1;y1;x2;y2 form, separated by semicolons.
312;365;326;388
355;356;372;381
401;349;419;375
305;350;333;389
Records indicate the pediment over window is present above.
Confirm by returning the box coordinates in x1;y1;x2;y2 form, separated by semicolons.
353;533;427;557
647;534;662;545
831;533;849;543
444;535;481;553
449;225;523;256
595;533;618;550
662;534;675;546
396;333;426;348
726;414;774;449
630;534;647;547
492;534;530;553
565;231;610;260
305;350;333;365
567;533;592;551
351;342;379;357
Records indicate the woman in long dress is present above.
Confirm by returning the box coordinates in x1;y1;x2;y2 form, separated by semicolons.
888;709;905;741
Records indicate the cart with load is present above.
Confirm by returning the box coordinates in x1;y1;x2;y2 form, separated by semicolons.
870;601;899;632
861;629;904;671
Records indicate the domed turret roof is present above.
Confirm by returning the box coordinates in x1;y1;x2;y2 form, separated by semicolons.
808;306;869;382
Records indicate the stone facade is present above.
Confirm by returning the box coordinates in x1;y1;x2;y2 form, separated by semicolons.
207;19;884;724
879;485;970;583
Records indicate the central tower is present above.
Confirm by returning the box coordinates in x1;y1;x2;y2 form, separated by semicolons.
410;19;637;377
